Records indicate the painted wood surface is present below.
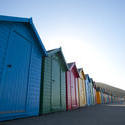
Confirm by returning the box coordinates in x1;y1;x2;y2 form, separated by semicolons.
40;49;67;114
78;69;86;107
66;63;79;110
0;16;46;121
96;91;101;104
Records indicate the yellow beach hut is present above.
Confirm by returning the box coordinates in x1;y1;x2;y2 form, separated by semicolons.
78;68;87;107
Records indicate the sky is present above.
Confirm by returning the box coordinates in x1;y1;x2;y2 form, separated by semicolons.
0;0;125;90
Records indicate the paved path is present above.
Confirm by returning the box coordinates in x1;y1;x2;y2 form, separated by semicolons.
1;103;125;125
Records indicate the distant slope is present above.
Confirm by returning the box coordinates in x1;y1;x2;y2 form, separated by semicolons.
95;82;125;97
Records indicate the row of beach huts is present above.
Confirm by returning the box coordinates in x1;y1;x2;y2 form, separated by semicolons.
0;15;123;121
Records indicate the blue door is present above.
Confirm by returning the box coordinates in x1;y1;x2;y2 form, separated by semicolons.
0;30;32;114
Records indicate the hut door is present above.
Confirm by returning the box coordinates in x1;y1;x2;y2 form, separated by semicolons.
71;72;76;108
75;78;79;106
51;56;60;111
79;79;83;106
0;31;31;114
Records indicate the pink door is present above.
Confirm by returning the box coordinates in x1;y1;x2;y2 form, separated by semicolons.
71;72;76;108
75;78;79;107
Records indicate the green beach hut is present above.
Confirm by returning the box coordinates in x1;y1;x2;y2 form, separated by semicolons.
40;48;68;114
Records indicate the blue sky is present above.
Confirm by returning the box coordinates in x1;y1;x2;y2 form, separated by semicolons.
0;0;125;90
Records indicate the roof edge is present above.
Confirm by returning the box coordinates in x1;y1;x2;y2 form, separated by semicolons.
68;62;79;77
68;62;75;70
47;47;68;70
29;18;47;56
78;68;86;80
0;15;47;56
47;47;61;55
0;15;29;22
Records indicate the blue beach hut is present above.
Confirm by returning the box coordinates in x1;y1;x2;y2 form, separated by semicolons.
85;74;92;106
0;15;47;121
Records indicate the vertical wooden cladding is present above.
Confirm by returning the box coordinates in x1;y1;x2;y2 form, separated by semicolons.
115;96;118;103
93;87;96;105
0;16;47;121
104;93;107;104
66;71;72;110
85;74;93;106
96;91;101;104
90;81;93;105
107;95;110;104
90;79;96;105
78;68;86;107
100;91;104;104
71;71;76;107
109;95;111;103
102;93;105;104
111;96;113;103
40;48;68;114
66;62;79;110
94;89;97;104
112;96;114;103
90;79;94;105
85;75;90;106
106;94;109;104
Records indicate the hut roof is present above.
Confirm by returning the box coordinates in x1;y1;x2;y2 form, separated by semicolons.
78;68;86;80
47;47;68;70
67;62;79;77
0;15;47;56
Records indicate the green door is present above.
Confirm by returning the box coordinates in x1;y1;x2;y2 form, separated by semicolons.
51;56;61;112
60;68;66;111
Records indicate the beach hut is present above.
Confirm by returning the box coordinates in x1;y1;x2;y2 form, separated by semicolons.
90;79;95;105
114;96;117;104
66;62;79;110
40;48;68;114
89;78;95;105
100;89;104;104
118;96;121;104
0;15;47;121
104;93;108;104
107;94;109;103
96;88;101;104
92;82;96;105
103;93;106;104
111;94;113;103
106;94;109;104
85;74;92;106
89;78;93;105
94;87;97;104
92;87;95;104
109;95;111;103
78;68;87;107
117;97;118;103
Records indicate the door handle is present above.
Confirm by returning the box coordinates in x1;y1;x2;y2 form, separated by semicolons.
7;64;12;68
